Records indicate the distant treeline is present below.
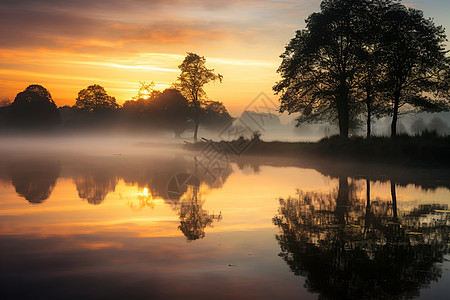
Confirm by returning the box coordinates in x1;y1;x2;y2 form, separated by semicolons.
0;83;233;137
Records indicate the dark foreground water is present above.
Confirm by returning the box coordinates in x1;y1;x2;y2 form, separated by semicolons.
0;145;449;299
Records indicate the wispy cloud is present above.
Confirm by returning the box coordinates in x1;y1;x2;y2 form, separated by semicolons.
1;0;447;109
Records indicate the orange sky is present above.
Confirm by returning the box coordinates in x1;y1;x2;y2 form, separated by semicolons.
0;0;448;116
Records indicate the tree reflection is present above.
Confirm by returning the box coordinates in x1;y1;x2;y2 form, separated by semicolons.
73;171;117;205
7;159;60;204
174;186;221;241
273;177;450;299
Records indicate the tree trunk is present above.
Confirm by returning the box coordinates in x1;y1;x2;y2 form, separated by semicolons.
337;99;349;138
365;179;371;231
366;92;371;139
193;100;199;143
391;90;400;137
337;80;350;138
390;181;398;220
336;177;349;225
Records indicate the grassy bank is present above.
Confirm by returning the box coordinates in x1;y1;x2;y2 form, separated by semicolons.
186;132;450;167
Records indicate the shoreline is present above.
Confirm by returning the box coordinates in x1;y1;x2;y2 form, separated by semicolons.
184;136;450;190
185;134;450;168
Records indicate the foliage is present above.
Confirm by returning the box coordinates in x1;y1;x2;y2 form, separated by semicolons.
0;98;12;108
75;84;119;113
175;53;223;142
274;0;370;137
7;84;61;129
380;4;449;136
199;100;233;130
132;81;161;101
25;84;55;103
150;88;189;138
0;99;11;131
274;0;449;138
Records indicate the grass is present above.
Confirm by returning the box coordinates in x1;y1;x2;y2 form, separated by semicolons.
186;131;450;167
312;131;450;166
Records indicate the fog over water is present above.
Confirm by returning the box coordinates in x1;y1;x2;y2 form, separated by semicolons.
1;110;450;300
1;132;450;299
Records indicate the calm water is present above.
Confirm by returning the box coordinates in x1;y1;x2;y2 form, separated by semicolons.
0;145;449;299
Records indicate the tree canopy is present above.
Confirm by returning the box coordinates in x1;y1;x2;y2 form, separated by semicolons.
274;0;449;138
75;84;119;113
132;81;161;101
199;100;233;131
381;4;449;136
150;88;189;138
7;84;61;129
176;53;223;142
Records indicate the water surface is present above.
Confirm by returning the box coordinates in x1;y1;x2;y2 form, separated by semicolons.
0;145;449;299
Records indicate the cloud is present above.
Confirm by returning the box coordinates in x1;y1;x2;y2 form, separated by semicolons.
0;0;317;52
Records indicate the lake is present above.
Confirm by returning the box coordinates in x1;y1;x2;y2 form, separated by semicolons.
0;141;449;299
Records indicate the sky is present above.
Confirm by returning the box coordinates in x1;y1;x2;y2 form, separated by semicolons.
0;0;449;116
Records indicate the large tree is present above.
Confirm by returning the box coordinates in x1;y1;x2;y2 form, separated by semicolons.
7;84;61;129
0;98;11;131
274;0;449;138
175;53;222;142
132;81;161;101
274;0;369;138
150;89;189;138
121;81;162;129
354;0;394;138
199;100;233;131
380;5;449;136
75;84;119;113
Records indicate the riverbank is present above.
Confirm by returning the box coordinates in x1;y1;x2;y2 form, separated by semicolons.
186;132;450;168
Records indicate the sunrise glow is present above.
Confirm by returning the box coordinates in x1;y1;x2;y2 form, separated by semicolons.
1;0;446;115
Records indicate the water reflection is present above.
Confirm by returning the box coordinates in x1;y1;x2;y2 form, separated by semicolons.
0;153;229;240
128;187;155;211
176;187;222;241
7;158;60;204
73;171;117;205
1;150;450;299
274;177;450;299
165;162;225;241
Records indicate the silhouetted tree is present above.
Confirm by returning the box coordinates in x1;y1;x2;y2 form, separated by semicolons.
274;0;449;138
75;84;119;113
274;0;369;138
120;98;152;130
175;53;223;142
132;81;161;101
353;0;394;138
381;5;449;136
199;100;233;131
7;85;61;129
0;98;11;131
0;98;12;107
150;89;189;138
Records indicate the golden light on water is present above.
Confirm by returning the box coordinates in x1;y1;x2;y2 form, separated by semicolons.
138;187;150;197
129;187;155;211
